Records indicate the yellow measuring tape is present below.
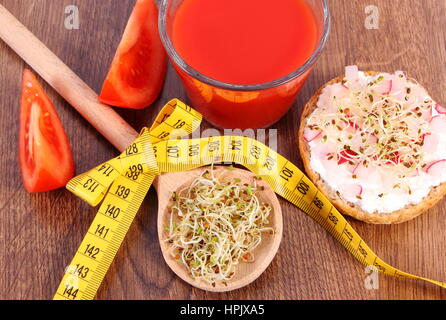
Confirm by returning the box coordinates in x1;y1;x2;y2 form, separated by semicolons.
54;99;446;300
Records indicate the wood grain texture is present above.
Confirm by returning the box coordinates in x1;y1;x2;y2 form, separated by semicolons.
1;0;446;300
0;4;139;152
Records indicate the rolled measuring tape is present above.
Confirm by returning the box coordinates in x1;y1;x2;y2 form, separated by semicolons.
54;99;446;300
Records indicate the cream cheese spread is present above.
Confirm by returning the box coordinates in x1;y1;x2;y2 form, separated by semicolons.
305;66;446;214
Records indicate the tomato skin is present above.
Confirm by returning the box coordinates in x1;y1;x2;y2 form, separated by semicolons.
19;69;75;192
99;0;167;109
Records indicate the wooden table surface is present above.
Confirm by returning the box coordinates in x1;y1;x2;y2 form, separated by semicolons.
1;0;446;300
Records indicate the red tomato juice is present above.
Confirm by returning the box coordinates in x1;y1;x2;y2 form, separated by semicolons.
171;0;319;128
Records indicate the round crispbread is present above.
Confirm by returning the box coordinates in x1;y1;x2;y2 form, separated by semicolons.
298;72;446;224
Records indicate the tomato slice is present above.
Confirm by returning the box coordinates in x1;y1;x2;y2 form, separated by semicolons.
19;69;75;192
99;0;167;109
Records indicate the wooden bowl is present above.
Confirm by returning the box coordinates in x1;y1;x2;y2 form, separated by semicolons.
154;166;283;292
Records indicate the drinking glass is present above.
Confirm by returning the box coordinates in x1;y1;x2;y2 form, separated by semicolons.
159;0;331;129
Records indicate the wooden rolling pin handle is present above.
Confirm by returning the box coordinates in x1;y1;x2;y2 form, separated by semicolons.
0;5;139;152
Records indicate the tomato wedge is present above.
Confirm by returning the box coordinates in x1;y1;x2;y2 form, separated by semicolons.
19;69;74;192
99;0;167;109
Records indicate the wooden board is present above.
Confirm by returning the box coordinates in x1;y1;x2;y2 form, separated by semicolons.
1;0;446;299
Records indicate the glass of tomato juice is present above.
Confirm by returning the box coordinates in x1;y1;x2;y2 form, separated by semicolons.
159;0;330;129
